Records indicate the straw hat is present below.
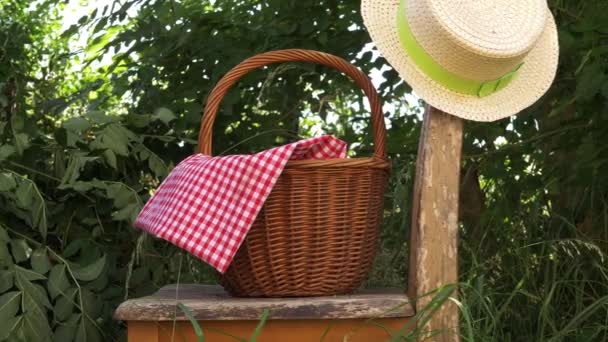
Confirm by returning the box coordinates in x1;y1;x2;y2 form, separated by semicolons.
361;0;559;122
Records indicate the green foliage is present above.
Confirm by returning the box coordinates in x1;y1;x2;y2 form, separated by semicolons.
1;0;607;341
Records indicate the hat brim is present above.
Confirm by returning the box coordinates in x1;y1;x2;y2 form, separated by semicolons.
361;0;559;122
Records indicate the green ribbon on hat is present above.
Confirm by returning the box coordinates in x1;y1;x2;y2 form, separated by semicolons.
396;0;523;98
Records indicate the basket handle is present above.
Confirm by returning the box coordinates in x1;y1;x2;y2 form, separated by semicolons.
198;49;387;159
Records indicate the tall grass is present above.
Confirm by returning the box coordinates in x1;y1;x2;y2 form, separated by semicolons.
456;235;608;341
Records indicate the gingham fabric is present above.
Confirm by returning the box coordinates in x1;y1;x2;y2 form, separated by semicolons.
134;136;347;273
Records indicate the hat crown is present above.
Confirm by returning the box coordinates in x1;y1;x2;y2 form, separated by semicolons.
407;0;550;81
429;0;548;58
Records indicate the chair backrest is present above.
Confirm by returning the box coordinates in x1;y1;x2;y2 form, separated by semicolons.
408;106;463;341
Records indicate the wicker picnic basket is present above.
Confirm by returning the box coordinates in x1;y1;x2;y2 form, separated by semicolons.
198;49;390;297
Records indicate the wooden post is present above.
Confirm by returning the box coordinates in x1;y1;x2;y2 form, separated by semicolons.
408;106;463;341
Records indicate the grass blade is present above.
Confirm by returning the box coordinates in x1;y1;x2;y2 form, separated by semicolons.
547;295;608;342
319;321;336;342
249;309;269;342
388;285;456;342
177;302;204;342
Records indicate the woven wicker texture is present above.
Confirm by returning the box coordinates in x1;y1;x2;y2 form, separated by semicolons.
361;0;559;121
198;49;390;297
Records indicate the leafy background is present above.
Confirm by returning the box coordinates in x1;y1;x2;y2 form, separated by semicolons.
1;0;607;341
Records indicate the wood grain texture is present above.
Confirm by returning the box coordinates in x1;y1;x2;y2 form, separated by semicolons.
408;106;463;341
114;284;414;321
123;318;412;342
128;322;159;342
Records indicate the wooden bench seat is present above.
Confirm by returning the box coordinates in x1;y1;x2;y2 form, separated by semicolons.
115;284;415;342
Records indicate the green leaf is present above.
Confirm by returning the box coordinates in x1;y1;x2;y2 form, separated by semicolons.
65;130;82;147
59;181;95;192
61;24;79;38
125;113;151;128
15;182;33;208
81;289;102;318
317;31;328;45
0;145;16;161
153;107;176;124
93;17;108;34
72;255;106;281
62;240;86;259
0;315;22;341
14;133;29;155
0;291;21;323
53;314;79;342
0;270;14;293
63;117;91;133
15;270;51;309
10;239;29;263
12;180;47;237
31;249;51;275
104;126;131;156
15;266;46;281
86;26;119;55
91;124;136;156
60;153;98;185
148;152;168;178
85;110;114;124
13;277;52;341
133;144;168;178
85;267;109;292
103;149;117;169
576;62;605;102
31;196;48;239
11;114;24;131
0;226;10;242
112;202;140;223
106;183;134;208
22;305;52;342
0;173;16;191
76;315;102;342
48;265;70;300
53;288;77;322
0;243;13;267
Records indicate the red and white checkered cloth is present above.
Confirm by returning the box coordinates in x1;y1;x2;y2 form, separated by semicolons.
134;136;347;273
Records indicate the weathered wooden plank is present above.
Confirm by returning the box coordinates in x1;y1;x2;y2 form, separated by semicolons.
408;106;463;341
150;317;412;342
114;284;414;321
128;322;159;342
